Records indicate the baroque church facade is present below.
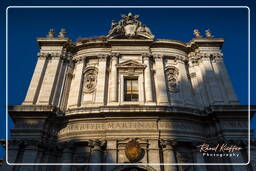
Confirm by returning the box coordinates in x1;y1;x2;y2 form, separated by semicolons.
1;13;255;171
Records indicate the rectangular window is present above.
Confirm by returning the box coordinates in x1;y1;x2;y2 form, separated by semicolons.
124;78;138;101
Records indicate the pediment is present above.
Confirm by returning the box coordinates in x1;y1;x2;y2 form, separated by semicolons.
116;60;146;69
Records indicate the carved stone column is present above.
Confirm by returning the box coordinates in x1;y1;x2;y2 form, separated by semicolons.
227;140;247;171
60;142;74;171
67;58;84;107
153;54;169;105
89;140;105;171
19;140;39;171
192;142;207;171
143;53;153;102
106;140;117;171
95;54;108;105
148;139;161;171
109;53;119;102
211;54;239;104
161;140;177;171
198;53;224;105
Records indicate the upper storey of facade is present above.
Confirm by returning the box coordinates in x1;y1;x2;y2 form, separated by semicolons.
22;13;239;114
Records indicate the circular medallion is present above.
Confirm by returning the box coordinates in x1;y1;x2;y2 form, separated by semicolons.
83;68;97;93
125;139;142;162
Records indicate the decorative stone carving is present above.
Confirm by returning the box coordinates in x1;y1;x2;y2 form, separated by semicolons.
47;29;55;38
58;28;66;38
83;67;98;93
165;67;179;92
193;29;202;38
205;29;214;38
125;139;143;162
107;12;154;39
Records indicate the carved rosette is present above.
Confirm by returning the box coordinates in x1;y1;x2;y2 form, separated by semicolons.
83;67;98;93
165;67;179;93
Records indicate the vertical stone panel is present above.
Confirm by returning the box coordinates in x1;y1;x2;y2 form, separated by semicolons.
199;55;224;105
192;63;210;107
67;59;84;108
106;140;117;171
148;140;161;171
161;141;177;171
143;53;153;102
153;54;169;105
109;54;118;102
23;56;47;105
188;61;203;107
37;56;62;105
176;56;194;106
95;55;108;105
89;140;103;171
60;148;73;171
212;56;239;104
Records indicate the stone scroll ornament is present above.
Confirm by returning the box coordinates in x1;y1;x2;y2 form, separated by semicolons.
83;68;98;93
107;12;154;39
166;67;179;92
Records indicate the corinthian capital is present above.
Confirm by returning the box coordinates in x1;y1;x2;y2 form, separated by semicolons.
111;52;120;60
152;54;164;61
142;52;151;58
98;54;109;61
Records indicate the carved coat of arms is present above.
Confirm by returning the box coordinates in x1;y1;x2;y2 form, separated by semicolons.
107;12;154;39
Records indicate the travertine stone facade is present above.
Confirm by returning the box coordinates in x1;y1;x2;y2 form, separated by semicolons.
2;13;255;171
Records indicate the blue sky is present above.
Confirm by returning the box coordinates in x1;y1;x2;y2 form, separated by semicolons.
0;6;255;159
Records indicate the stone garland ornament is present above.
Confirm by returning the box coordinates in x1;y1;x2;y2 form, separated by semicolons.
83;68;98;93
165;67;179;92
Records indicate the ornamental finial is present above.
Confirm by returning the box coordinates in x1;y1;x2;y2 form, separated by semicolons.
205;29;214;38
47;29;55;38
193;29;202;38
58;28;67;38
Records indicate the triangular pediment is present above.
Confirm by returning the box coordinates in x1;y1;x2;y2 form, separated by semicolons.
116;60;146;69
